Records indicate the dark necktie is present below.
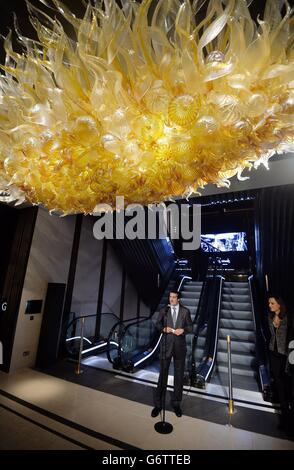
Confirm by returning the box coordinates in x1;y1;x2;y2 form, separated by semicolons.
172;307;177;327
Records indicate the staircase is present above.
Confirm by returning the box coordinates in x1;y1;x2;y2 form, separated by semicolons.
216;281;256;378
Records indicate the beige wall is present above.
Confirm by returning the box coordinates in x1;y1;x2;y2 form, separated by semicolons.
102;243;122;317
71;216;103;317
10;210;149;372
10;208;76;372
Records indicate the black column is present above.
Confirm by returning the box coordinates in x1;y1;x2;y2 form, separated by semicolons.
255;184;294;313
95;238;108;340
59;214;83;356
137;292;141;319
119;267;126;322
0;206;38;372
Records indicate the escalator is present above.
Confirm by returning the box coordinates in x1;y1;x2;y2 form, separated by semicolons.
106;276;204;373
190;275;224;387
209;276;271;399
181;281;204;379
65;312;121;360
212;280;258;387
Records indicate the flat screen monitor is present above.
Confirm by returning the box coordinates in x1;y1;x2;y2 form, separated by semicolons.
201;232;248;252
25;300;43;314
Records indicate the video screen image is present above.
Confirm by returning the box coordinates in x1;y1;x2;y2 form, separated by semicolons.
201;232;248;252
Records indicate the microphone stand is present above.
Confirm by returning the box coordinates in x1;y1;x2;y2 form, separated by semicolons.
154;305;173;434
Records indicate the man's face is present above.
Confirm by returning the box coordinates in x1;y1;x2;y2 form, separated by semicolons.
169;292;179;306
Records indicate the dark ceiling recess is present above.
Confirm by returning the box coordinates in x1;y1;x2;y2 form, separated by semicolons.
1;0;294;65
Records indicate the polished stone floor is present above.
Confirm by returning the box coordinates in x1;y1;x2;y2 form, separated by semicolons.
1;366;294;450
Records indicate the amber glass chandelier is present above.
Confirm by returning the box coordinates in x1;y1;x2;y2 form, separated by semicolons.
0;0;293;214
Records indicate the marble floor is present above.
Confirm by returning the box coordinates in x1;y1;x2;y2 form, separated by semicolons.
81;353;276;412
1;367;294;450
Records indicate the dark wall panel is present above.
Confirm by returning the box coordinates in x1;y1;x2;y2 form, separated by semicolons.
255;184;294;317
0;206;38;372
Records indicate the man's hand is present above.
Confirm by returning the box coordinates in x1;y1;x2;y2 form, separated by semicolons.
174;328;184;336
163;327;174;333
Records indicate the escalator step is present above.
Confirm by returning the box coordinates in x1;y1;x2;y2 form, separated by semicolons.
217;362;256;377
217;350;256;367
217;339;255;354
219;318;254;330
224;282;248;287
218;328;255;342
222;294;251;302
221;309;253;320
223;287;249;295
221;301;252;311
180;292;201;298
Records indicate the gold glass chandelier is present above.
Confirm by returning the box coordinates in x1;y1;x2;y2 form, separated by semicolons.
0;0;293;214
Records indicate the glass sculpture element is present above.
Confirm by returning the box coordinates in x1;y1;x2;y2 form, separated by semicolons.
0;0;293;214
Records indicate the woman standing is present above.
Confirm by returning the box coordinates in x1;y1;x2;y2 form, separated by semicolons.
267;296;293;428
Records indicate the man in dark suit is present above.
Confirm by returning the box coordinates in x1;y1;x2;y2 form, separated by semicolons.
151;290;193;418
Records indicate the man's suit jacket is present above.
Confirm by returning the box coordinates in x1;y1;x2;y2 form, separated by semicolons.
155;303;193;359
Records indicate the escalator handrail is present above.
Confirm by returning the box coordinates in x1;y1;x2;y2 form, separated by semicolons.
122;274;192;337
190;277;210;355
190;278;209;360
190;249;223;360
65;312;121;358
106;315;149;364
203;275;224;381
109;274;188;345
190;252;223;379
176;275;192;293
66;311;121;340
112;275;192;369
248;275;272;395
248;275;267;347
122;274;193;344
192;274;224;382
248;275;271;386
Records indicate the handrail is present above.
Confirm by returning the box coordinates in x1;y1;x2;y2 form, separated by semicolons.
189;252;222;384
75;317;85;375
192;274;224;387
121;275;193;363
248;275;267;344
114;275;191;339
203;275;224;381
133;333;163;368
107;315;150;340
248;275;272;400
65;311;122;359
107;274;193;370
192;278;209;333
176;275;192;293
106;314;148;365
66;311;120;337
190;279;209;379
227;335;234;416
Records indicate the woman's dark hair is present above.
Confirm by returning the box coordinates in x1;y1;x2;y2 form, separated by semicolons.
268;295;287;320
